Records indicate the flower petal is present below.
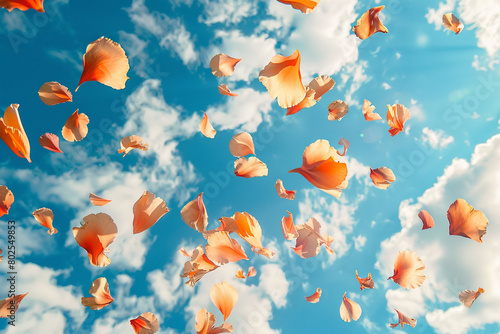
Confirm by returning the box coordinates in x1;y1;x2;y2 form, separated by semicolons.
0;293;28;318
370;167;396;189
387;104;411;136
81;277;114;310
459;288;484;308
308;75;335;101
229;132;255;157
89;193;111;206
205;231;249;266
181;192;208;233
447;198;488;243
62;109;89;142
0;104;31;162
388;250;425;289
276;0;320;14
362;99;382;121
389;309;417;329
210;54;241;77
234;157;268;178
443;13;464;34
327;100;349;121
130;312;159;334
0;185;14;218
418;210;435;230
210;281;238;321
281;210;298;240
0;0;43;12
181;245;219;287
339;293;362;322
305;288;322;303
38;82;73;105
32;207;57;235
118;135;149;157
132;191;169;234
353;6;388;39
218;84;238;97
275;179;296;200
39;133;63;153
286;86;317;116
355;270;374;290
200;112;217;139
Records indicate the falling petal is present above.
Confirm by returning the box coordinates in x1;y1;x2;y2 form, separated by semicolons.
0;185;14;218
292;217;334;258
218;84;238;97
286;86;317;116
0;104;31;162
38;82;73;106
61;109;89;142
235;266;257;279
32;207;57;235
362;99;381;121
195;308;233;334
81;277;114;310
0;293;28;318
336;138;349;156
205;231;249;266
229;132;255;157
181;192;208;233
418;210;435;230
130;312;159;334
389;309;417;329
281;211;298;240
339;293;362;322
275;179;296;200
388;250;425;289
387;104;411;136
89;193;111;206
210;54;241;77
308;75;335;101
118;135;149;157
443;13;464;34
276;0;320;14
234;157;268;178
327;100;349;121
39;133;63;153
447;198;488;243
133;191;169;234
459;288;484;308
210;281;238;321
370;167;396;189
355;270;374;290
305;288;322;303
353;6;388;39
181;245;219;287
0;0;43;12
200;112;217;139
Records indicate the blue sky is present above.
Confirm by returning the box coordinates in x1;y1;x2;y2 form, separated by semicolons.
1;0;500;333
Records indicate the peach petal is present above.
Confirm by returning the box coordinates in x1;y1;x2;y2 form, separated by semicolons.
39;133;63;153
130;312;159;334
259;50;306;108
339;293;362;322
389;309;417;329
218;84;238;97
236;266;257;279
181;245;219;287
73;213;118;267
0;0;43;12
327;100;349;121
205;231;249;266
229;132;255;157
459;287;484;308
0;185;14;218
211;281;238;321
251;246;275;259
277;0;320;14
181;192;208;233
233;212;266;251
32;207;57;235
0;293;28;318
210;54;241;77
418;210;434;230
387;103;411;136
362;99;382;121
370;167;396;189
275;179;296;200
118;135;149;157
353;6;388;40
281;210;298;240
38;82;73;106
0;104;31;162
286;86;317;116
336;138;349;156
76;37;129;91
81;277;114;310
305;288;322;303
89;193;111;206
200;112;217;139
443;13;464;34
61;109;89;142
292;217;334;258
388;250;425;289
234;157;268;178
447;198;488;243
308;75;335;101
133;191;169;234
195;308;233;334
355;270;374;290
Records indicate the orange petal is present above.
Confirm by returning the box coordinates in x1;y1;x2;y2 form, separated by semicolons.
210;54;241;77
353;6;388;40
276;0;320;14
0;185;14;218
362;99;382;121
286;86;317;116
305;288;322;303
210;281;238;321
292;217;334;258
388;250;425;289
418;210;434;230
259;50;306;108
32;207;57;235
229;132;255;157
447;198;488;243
76;37;129;91
0;0;43;12
370;167;396;189
308;75;335;101
251;246;275;259
73;213;118;267
355;270;374;290
38;82;73;106
339;292;362;322
133;191;169;234
39;133;63;153
387;104;411;136
0;293;28;318
336;138;349;156
218;84;238;97
443;13;464;34
235;266;257;279
275;179;296;200
89;193;111;206
181;192;208;233
200;112;217;139
389;309;417;329
281;210;298;240
61;109;89;142
118;135;149;157
459;287;484;308
195;308;234;334
205;231;249;265
233;211;263;249
234;157;268;178
181;245;219;287
327;100;349;121
81;277;114;310
130;312;159;334
0;104;31;162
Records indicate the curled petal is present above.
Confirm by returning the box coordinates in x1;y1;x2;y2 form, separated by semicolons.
459;288;484;308
205;231;249;266
286;87;317;116
389;309;417;329
388;250;425;289
133;191;169;234
251;246;275;259
308;75;335;101
275;179;296;200
195;308;233;334
328;100;349;121
118;135;149;157
447;198;488;243
234;157;268;178
62;109;89;142
181;245;219;287
0;293;28;318
234;212;273;258
32;207;57;235
38;82;73;106
259;50;306;108
39;133;63;153
305;288;322;303
200;112;217;139
0;0;43;12
281;210;298;240
362;99;381;121
130;312;159;334
336;138;349;156
181;192;208;233
293;217;333;258
229;132;255;157
210;281;238;321
418;210;434;230
81;277;114;310
0;104;31;162
443;13;464;34
210;54;241;77
0;185;14;218
353;6;388;39
73;213;118;267
355;270;374;290
370;167;396;189
277;0;319;14
235;266;257;279
218;84;238;97
387;104;411;136
89;193;111;206
339;293;362;322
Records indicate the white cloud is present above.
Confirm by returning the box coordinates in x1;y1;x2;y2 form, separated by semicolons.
258;264;289;308
199;0;258;26
375;134;500;333
353;235;367;251
382;83;392;90
421;127;454;149
119;31;149;79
